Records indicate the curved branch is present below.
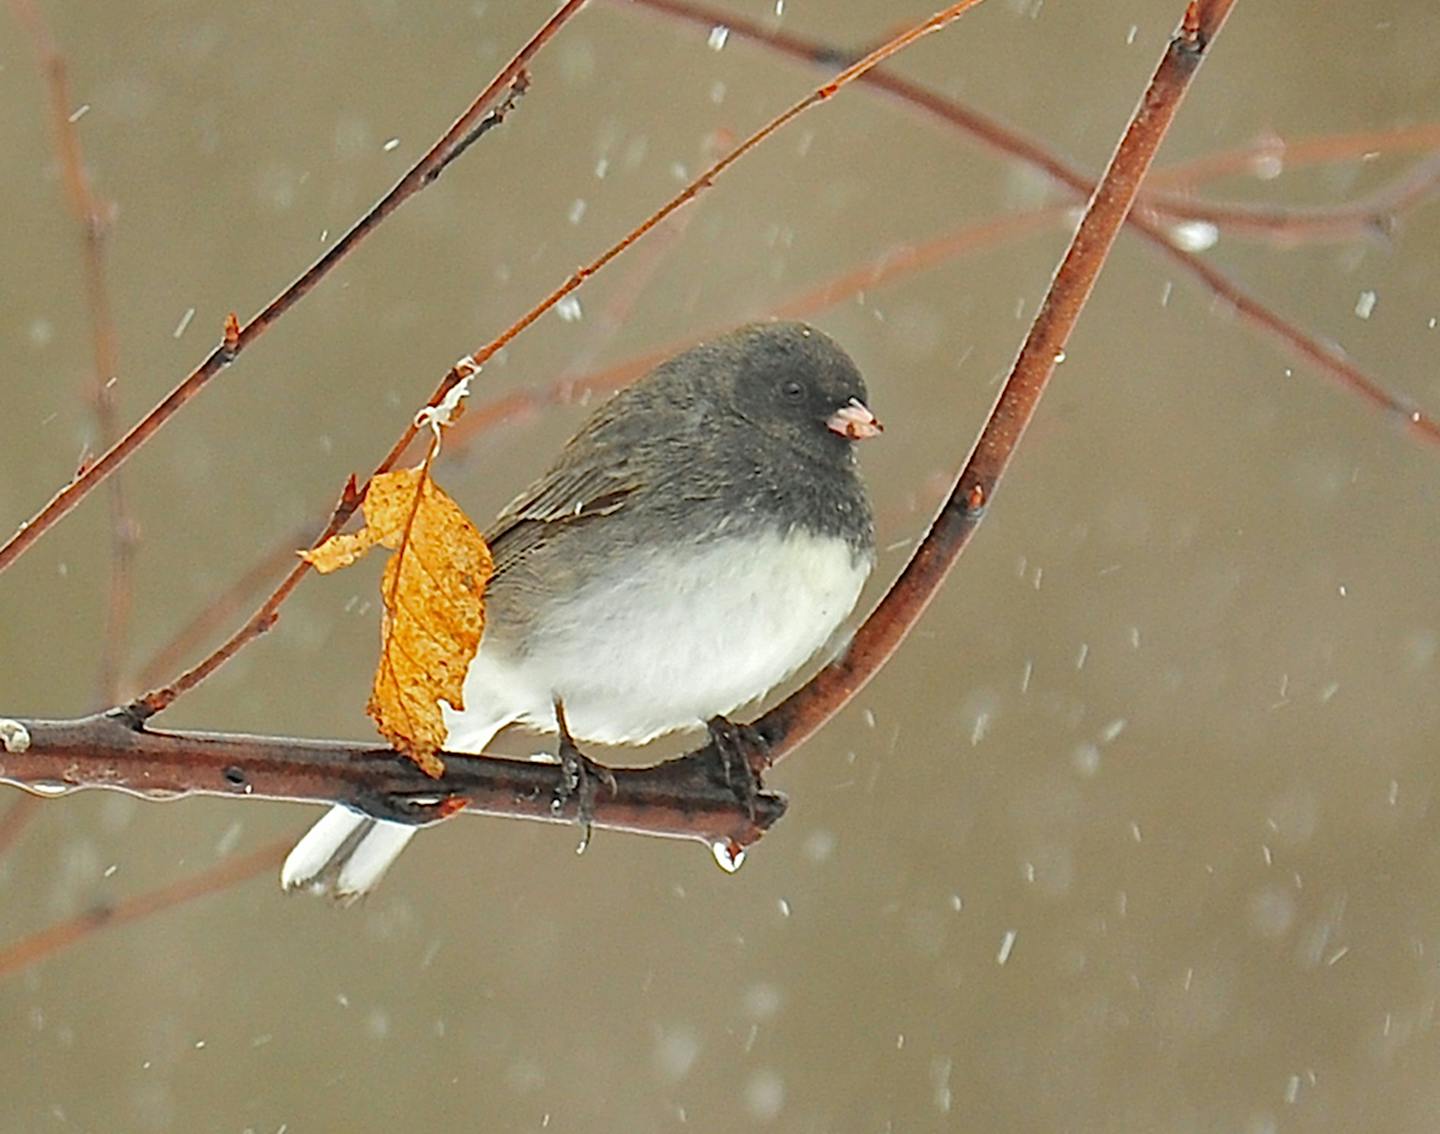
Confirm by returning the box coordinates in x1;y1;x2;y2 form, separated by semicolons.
752;0;1238;765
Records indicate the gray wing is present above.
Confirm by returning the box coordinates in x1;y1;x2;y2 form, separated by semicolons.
482;392;660;580
483;361;723;581
484;456;639;580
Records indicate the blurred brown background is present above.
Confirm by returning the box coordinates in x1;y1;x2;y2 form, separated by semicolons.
4;1;1440;1130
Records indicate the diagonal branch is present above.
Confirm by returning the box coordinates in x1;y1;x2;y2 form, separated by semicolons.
753;0;1239;764
0;837;292;979
1138;152;1440;243
0;0;583;578
628;0;1440;445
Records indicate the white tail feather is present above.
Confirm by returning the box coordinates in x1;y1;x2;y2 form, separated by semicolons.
282;698;514;902
281;806;416;904
335;821;417;898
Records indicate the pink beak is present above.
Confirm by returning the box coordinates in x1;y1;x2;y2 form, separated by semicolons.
827;398;883;441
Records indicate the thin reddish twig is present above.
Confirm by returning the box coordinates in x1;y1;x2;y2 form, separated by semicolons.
1134;212;1437;437
9;0;137;703
0;0;580;578
1148;122;1440;190
1143;152;1440;244
755;0;1240;762
0;794;42;859
0;838;291;979
628;0;1440;443
132;538;304;692
435;2;984;384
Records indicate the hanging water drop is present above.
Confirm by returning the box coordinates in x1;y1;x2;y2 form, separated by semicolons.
712;839;747;873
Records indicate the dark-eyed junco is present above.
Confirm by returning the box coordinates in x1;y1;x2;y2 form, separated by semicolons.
282;321;881;899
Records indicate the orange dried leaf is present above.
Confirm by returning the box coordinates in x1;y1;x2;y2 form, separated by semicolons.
301;465;492;777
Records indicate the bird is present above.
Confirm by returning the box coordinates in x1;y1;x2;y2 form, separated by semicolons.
281;320;881;901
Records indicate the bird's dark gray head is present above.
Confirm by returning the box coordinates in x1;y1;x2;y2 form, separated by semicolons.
574;320;877;555
711;322;882;460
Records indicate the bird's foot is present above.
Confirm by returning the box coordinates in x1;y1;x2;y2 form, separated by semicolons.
705;716;769;820
552;699;616;853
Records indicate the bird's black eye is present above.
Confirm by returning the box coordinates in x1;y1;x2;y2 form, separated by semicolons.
781;380;804;401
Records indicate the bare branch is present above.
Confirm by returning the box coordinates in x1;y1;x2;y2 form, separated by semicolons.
0;0;578;576
0;714;783;854
1148;122;1440;189
752;0;1241;767
9;0;137;703
0;838;291;979
628;0;1440;444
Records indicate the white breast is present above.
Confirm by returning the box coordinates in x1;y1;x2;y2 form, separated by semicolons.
443;530;870;751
